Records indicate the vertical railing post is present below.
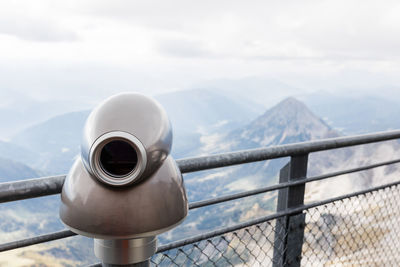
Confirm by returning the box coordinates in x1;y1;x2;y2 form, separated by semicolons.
273;154;308;267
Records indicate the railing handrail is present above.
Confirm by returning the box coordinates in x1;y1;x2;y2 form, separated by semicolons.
177;129;400;172
188;158;400;209
2;175;400;254
1;129;400;203
1;129;400;259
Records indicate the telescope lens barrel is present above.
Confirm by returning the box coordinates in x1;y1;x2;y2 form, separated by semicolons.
100;140;138;177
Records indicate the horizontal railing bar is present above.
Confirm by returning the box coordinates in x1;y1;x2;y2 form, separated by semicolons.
156;179;400;253
2;176;400;254
0;229;76;252
0;175;65;204
188;158;400;210
1;130;400;203
1;158;399;252
177;129;400;173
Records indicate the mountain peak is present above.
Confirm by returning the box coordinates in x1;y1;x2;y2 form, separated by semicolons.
262;97;312;119
254;97;327;127
226;97;338;150
277;96;306;108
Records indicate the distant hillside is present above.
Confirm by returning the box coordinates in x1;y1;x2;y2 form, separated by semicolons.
11;110;89;174
0;157;40;182
0;140;41;168
0;92;90;140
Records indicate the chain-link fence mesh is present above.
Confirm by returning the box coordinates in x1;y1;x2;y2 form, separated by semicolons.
151;218;287;267
151;184;400;266
302;185;400;266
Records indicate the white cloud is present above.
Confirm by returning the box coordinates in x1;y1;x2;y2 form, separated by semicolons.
0;0;400;103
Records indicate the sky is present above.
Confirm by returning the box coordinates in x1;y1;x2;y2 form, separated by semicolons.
1;0;400;106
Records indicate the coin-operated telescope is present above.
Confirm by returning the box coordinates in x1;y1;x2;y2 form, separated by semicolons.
59;93;188;266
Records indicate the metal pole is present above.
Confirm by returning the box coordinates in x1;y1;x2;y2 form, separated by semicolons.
273;154;308;267
94;237;156;266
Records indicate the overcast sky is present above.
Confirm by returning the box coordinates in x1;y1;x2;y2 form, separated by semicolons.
1;0;400;106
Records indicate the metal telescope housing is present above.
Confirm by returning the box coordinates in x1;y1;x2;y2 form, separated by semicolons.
59;93;188;265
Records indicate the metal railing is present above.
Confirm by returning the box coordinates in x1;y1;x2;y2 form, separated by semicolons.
1;130;400;266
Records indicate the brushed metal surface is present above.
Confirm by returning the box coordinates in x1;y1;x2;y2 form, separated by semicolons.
60;155;188;239
81;93;172;184
94;237;156;264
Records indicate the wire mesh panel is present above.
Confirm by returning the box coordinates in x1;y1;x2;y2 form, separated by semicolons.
302;184;400;266
151;219;289;267
152;184;400;267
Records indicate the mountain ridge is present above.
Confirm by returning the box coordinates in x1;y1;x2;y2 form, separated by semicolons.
236;97;339;146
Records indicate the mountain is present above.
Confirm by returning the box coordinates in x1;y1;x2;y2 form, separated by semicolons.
226;97;338;150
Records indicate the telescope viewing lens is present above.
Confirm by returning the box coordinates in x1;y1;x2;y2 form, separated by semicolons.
100;140;138;177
